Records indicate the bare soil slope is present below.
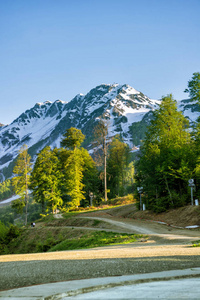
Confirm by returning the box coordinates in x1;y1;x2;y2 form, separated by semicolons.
93;204;200;228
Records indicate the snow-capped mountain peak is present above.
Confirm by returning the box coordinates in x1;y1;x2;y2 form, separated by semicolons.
0;83;198;178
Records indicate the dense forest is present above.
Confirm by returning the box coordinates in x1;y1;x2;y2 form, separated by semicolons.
8;126;134;224
135;72;200;212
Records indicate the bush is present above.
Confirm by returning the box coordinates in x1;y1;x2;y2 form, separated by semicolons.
0;205;15;225
0;223;21;254
0;221;8;242
36;237;56;252
147;192;189;213
192;240;200;247
5;225;21;243
102;194;135;206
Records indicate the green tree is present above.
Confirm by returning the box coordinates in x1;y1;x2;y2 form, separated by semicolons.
81;148;100;205
0;179;14;201
30;146;63;214
11;199;25;215
61;127;85;150
63;149;85;208
12;145;32;225
58;146;99;208
107;136;131;197
185;73;200;197
135;94;192;211
60;128;86;208
184;72;200;103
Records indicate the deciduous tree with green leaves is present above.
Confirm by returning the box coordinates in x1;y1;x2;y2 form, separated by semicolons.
30;146;63;214
60;128;86;208
12;145;32;224
58;146;99;208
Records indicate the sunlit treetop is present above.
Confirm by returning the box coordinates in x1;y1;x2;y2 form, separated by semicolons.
61;127;85;150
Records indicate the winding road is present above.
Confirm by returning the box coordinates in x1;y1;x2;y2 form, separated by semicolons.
0;211;200;292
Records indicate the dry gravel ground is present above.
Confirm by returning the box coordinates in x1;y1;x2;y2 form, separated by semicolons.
0;206;200;291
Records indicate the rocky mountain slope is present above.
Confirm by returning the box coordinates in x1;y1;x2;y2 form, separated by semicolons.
0;83;198;178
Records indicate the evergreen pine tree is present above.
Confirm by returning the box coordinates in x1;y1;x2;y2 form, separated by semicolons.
61;127;85;150
81;148;100;205
184;72;200;103
107;135;131;197
185;72;200;198
135;95;192;211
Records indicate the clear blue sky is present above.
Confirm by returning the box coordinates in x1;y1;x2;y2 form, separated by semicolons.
0;0;200;124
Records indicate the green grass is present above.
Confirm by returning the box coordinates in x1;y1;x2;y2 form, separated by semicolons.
192;240;200;247
0;227;145;255
48;231;144;252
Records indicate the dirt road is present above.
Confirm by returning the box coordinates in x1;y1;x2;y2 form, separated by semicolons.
0;210;199;291
79;214;200;243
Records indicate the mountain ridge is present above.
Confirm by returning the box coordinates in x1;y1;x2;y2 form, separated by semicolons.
0;83;198;179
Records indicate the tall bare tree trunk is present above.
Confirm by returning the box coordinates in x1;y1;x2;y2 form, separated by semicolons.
104;136;107;201
25;156;28;225
93;119;108;201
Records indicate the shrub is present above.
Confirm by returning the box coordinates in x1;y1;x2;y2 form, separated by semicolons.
0;221;8;242
192;240;200;247
0;206;15;225
0;223;21;254
5;225;21;243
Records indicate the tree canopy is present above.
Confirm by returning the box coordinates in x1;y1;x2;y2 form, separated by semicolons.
61;127;85;150
30;146;63;214
135;94;192;211
184;72;200;103
107;135;131;197
30;128;99;211
11;72;200;216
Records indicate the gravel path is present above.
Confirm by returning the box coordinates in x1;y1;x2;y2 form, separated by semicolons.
0;214;199;291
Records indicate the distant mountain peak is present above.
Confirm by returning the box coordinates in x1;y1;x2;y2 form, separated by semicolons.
0;84;198;178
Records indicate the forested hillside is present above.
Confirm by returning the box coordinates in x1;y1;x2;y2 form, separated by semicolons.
0;73;200;223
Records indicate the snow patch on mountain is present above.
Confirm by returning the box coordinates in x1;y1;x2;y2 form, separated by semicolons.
0;83;199;177
177;99;199;124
